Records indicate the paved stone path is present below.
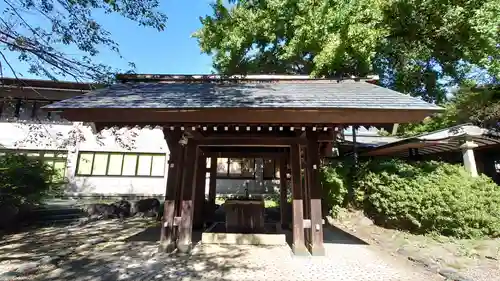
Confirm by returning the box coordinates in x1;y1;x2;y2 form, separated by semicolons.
1;219;442;281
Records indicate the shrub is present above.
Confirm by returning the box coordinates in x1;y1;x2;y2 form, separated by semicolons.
322;158;500;238
321;160;350;216
0;153;64;207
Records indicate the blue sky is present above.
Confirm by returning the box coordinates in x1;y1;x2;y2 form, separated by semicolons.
2;0;215;80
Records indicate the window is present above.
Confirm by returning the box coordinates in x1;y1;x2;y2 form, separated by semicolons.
76;151;166;177
263;158;281;179
0;149;68;182
216;158;255;179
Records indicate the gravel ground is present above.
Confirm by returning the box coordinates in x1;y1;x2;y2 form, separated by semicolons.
330;209;500;281
1;217;443;281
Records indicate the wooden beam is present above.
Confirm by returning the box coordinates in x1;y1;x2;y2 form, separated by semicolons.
306;131;325;256
203;151;287;158
159;146;180;252
176;141;198;253
185;127;205;140
279;156;288;230
59;107;438;125
302;145;311;250
208;157;217;224
198;137;306;147
290;143;308;255
193;153;207;229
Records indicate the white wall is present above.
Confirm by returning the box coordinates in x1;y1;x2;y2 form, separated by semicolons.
0;120;169;196
1;119;281;197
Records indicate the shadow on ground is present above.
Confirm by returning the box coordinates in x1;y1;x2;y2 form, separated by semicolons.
125;225;203;245
283;221;369;249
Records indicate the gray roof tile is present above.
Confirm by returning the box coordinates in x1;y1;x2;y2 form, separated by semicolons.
45;80;442;111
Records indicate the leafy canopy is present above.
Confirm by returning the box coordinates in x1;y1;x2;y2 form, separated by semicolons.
397;83;500;136
195;0;500;103
0;0;167;82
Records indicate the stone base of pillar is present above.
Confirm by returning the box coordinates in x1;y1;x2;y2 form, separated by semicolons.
176;242;193;254
291;244;310;256
310;245;325;256
158;241;176;253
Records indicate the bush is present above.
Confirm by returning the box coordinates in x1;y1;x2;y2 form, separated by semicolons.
321;160;351;216
0;153;63;207
322;158;500;238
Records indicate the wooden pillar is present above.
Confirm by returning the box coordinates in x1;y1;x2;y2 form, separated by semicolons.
279;155;288;229
302;146;311;249
347;126;359;204
306;131;325;256
290;143;308;255
160;146;180;252
177;141;199;253
208;156;217;224
193;153;207;229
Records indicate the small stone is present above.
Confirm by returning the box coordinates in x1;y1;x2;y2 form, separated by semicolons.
39;256;58;265
358;217;373;226
87;237;106;245
438;267;472;281
15;262;39;274
485;255;498;261
75;243;92;251
395;248;409;256
47;268;65;278
1;271;19;278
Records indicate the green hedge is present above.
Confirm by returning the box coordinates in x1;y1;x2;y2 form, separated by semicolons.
0;153;63;206
322;159;500;238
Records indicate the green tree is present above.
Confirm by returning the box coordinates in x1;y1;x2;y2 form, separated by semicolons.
195;0;499;103
397;83;500;136
0;0;167;82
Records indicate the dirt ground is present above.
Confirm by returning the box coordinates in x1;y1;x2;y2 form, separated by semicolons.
329;209;500;281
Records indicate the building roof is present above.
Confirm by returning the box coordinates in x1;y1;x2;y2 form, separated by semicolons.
44;78;442;111
0;77;96;101
363;124;500;157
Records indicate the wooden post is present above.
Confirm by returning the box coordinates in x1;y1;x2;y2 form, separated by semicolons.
302;145;311;249
279;155;288;230
290;143;308;255
208;157;217;224
193;153;206;229
177;141;198;253
160;147;180;252
306;131;325;256
172;143;186;242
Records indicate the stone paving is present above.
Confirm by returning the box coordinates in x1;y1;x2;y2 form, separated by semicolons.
1;219;443;281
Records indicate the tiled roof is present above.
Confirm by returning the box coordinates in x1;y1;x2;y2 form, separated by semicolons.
45;80;442;111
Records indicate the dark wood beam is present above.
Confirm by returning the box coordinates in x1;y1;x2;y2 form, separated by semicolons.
59;107;438;125
290;143;308;256
306;131;325;256
176;141;198;253
279;155;288;230
208;157;217;225
185;127;205;140
203;151;287;158
302;145;311;251
193;152;207;230
198;137;306;147
160;145;181;252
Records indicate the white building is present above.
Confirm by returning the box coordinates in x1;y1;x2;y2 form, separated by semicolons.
0;78;279;199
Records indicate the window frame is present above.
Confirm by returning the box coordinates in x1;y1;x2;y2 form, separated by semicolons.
75;151;166;177
262;158;280;180
216;157;256;180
